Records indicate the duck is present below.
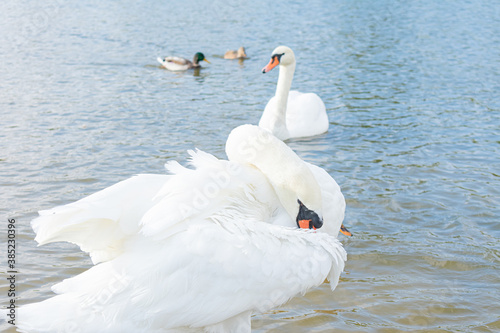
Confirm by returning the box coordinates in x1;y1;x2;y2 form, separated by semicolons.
260;46;329;140
224;46;247;59
157;52;210;71
11;125;348;333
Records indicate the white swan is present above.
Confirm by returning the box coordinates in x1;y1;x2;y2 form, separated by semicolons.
12;125;346;333
260;46;329;140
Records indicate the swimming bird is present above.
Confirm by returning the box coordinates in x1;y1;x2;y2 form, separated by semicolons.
260;46;329;140
224;46;247;59
157;52;210;71
12;125;346;333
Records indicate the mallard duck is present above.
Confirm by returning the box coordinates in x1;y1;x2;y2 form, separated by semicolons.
224;46;247;59
157;52;210;71
12;125;349;333
260;46;329;140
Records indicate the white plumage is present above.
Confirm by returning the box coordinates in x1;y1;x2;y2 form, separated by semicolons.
260;46;329;140
14;125;346;333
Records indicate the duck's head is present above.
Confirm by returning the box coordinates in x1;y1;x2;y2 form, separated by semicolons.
262;45;295;73
237;46;247;58
194;52;210;65
226;125;325;231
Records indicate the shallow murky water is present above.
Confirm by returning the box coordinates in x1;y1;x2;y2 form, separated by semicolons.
1;0;499;332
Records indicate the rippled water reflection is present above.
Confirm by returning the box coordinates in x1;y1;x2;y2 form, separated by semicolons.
1;0;499;332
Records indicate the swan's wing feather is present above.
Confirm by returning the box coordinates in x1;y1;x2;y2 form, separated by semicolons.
32;174;169;264
286;91;329;138
139;154;279;239
177;220;347;326
187;148;221;168
140;152;231;237
259;92;328;139
19;220;345;331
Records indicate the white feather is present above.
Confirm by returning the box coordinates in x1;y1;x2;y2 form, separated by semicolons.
31;174;169;264
260;46;329;140
157;56;192;71
18;125;347;333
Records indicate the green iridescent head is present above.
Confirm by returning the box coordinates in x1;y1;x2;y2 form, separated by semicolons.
193;52;210;64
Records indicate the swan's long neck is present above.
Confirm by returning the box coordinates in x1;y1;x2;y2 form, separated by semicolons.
226;125;322;220
271;62;295;138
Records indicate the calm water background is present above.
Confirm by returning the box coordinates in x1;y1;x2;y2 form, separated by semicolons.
1;0;499;332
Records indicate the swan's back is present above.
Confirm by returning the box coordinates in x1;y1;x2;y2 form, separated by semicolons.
286;90;329;138
261;90;328;140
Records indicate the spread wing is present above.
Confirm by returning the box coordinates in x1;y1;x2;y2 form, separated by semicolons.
31;174;169;264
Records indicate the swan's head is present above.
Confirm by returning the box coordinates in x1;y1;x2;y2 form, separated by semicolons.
262;46;295;73
226;125;323;230
193;52;210;64
296;199;323;230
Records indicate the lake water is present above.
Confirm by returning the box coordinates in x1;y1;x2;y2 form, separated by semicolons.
1;0;499;332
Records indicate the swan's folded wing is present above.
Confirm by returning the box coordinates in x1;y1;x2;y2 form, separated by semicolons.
16;216;345;332
32;174;169;264
143;219;347;328
286;91;328;138
112;219;346;329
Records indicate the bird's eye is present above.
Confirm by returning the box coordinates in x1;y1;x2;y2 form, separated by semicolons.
272;53;284;62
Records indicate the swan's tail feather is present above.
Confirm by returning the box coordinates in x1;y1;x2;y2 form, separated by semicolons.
325;238;347;291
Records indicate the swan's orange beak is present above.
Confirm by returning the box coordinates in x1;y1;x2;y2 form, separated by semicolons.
340;224;352;236
262;56;280;73
298;219;317;230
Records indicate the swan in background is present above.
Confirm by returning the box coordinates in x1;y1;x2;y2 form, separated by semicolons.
260;46;329;140
157;52;210;71
12;125;347;333
224;46;247;59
